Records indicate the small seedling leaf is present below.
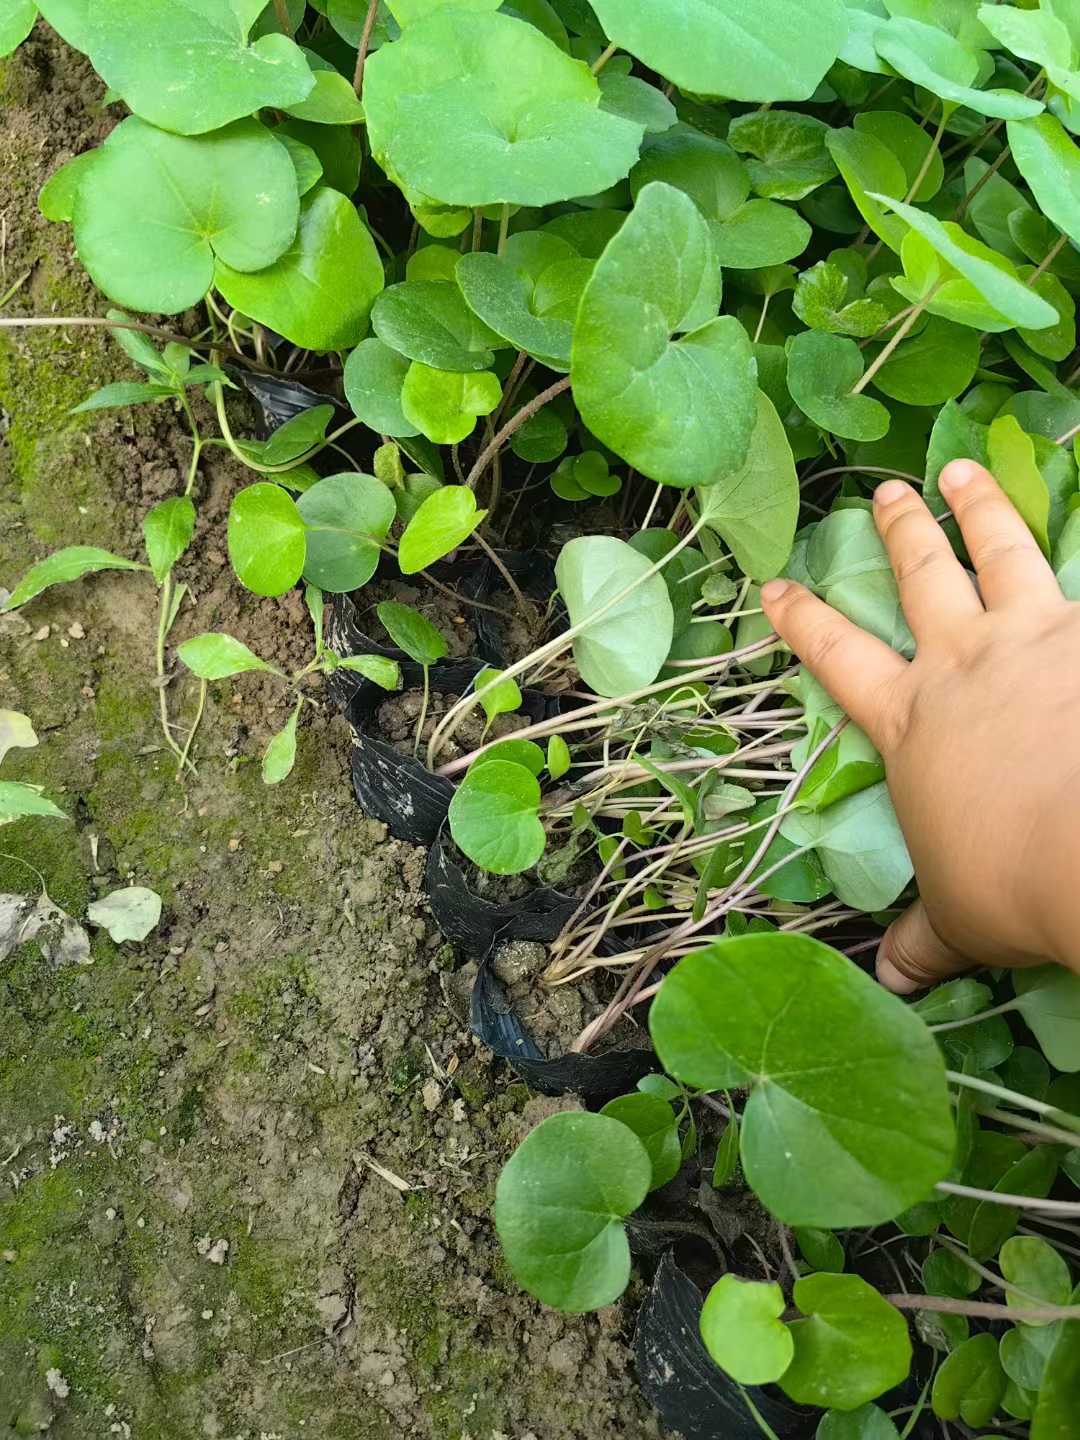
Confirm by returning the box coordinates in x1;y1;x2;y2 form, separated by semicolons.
176;632;277;681
398;485;487;574
448;759;545;875
376;600;448;665
334;655;401;690
547;734;571;781
600;1093;682;1192
262;698;302;786
474;668;522;726
143;495;196;583
3;546;148;611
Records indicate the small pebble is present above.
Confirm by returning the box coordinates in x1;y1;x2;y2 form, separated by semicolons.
68;621;85;639
267;860;283;874
33;625;50;641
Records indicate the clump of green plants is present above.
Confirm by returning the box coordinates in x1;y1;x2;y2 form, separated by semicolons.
4;0;1080;1431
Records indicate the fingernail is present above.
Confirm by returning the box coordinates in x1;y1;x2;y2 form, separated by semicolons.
874;480;909;506
760;578;791;603
940;460;978;489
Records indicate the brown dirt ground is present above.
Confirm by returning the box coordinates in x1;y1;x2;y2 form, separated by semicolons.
0;26;665;1440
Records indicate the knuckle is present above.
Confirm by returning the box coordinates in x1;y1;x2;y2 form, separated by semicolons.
805;623;846;671
893;545;949;586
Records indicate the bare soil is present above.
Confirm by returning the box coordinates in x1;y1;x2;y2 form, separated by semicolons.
0;28;664;1439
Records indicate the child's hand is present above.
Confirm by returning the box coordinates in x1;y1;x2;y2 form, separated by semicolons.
761;460;1080;995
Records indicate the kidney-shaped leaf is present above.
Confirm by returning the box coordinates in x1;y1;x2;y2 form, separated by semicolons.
782;781;914;912
364;10;643;207
573;182;757;489
696;391;800;581
457;233;592;369
1014;965;1080;1073
297;473;396;592
699;1274;794;1386
556;535;674;698
781;1273;912;1410
600;1093;682;1192
589;0;849;103
216;188;382;353
932;1333;1007;1427
37;0;315;135
400;364;501;445
788;330;891;442
373;281;502;373
74;116;298;315
398;484;486;574
449;759;545;874
227;482;307;597
649;934;955;1227
494;1111;652;1311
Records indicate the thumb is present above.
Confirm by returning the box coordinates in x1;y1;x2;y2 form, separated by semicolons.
876;899;970;995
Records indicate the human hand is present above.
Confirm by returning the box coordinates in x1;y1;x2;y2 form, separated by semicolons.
760;460;1080;995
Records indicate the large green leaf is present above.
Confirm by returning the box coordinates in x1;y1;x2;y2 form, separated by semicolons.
588;0;849;102
871;315;980;406
572;183;758;489
788;330;891;442
494;1112;651;1311
372;281;503;373
876;195;1060;331
933;1333;1007;1427
1014;965;1080;1073
216;188;382;353
343;338;419;438
782;781;913;911
781;1273;912;1410
0;0;36;56
456;233;592;369
696;392;799;581
727;110;837;201
979;2;1080;104
297;473;396;592
448;759;545;874
3;546;147;611
1008;114;1080;247
649;935;955;1227
1033;1314;1080;1440
37;0;315;135
363;10;643;207
818;1406;900;1440
400;364;501;444
74;117;298;315
873;15;1045;119
555;535;674;698
698;1275;794;1385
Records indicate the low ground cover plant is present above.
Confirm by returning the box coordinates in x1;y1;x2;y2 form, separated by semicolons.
4;0;1080;1431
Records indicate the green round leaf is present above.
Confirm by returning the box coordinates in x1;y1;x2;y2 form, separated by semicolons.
74;117;299;315
471;738;545;775
781;1273;912;1411
630;128;750;224
38;0;316;135
871;315;981;407
372;281;502;373
177;632;276;680
1001;1323;1061;1394
376;599;448;665
589;0;849;103
448;759;545;874
227;482;307;597
457;238;592;369
494;1111;652;1311
400;364;502;445
511;406;568;463
38;150;99;222
932;1333;1007;1427
711;199;812;269
1032;1316;1080;1438
600;1093;682;1192
1014;965;1080;1073
699;1274;794;1385
649;935;954;1227
283;66;366;125
873;16;1046;120
556;534;674;698
697;391;799;581
0;0;36;56
788;330;891;442
364;9;643;207
796;1227;845;1274
728;110;837;201
817;1404;900;1440
216;188;383;352
297;473;396;592
343;338;419;438
573;183;758;489
781;782;913;911
397;484;487;574
1000;1236;1073;1323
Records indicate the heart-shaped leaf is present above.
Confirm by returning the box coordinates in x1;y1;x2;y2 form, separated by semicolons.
456;233;592;368
781;781;914;911
589;0;849;102
216;188;383;352
37;0;315;135
573;182;758;488
556;534;674;698
600;1093;682;1192
400;364;501;445
448;758;546;874
343;339;419;438
364;9;643;206
698;1275;794;1385
932;1333;1007;1427
649;934;954;1226
227;482;307;597
494;1111;652;1311
787;330;892;442
397;484;486;573
781;1273;912;1410
372;281;503;373
871;314;981;406
74;117;299;315
728;110;837;201
297;473;396;592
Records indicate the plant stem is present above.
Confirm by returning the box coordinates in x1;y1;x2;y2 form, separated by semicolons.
155;574;188;769
463;375;572;490
885;1293;1080;1322
176;679;207;777
212;380;362;473
936;1181;1080;1215
951;142;1011;221
273;0;293;36
852;285;939;395
904;108;947;205
947;1069;1080;1131
497;203;510;258
178;393;203;496
591;41;619;74
352;0;380;96
472;529;529;611
929;998;1021;1032
1029;230;1070;285
413;663;431;761
753;293;771;344
472;208;484;252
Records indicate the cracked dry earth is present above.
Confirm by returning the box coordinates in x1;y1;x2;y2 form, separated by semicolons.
0;26;665;1440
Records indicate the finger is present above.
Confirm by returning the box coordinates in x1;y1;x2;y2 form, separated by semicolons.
873;480;983;641
760;579;908;751
939;460;1063;611
876;899;971;995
